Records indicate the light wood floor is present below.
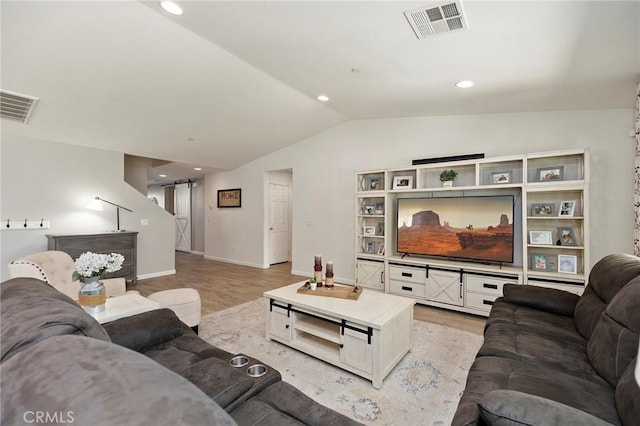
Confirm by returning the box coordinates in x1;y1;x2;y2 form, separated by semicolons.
135;251;485;335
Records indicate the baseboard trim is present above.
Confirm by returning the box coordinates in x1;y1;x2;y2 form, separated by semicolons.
137;269;176;280
203;255;267;269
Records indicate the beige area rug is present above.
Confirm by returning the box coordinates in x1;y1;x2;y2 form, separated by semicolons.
199;298;483;426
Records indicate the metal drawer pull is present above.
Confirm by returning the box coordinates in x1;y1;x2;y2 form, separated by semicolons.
483;300;494;305
401;272;412;277
401;286;413;291
483;283;498;290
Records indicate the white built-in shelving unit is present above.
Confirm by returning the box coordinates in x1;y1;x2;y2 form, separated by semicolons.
355;149;589;317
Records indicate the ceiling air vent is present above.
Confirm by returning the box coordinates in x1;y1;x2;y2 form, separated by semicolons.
404;1;468;39
0;90;39;123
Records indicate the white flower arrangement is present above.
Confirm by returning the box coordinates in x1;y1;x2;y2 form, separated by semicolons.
72;251;125;282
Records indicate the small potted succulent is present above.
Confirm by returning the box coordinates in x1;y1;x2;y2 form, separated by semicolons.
439;169;458;188
308;276;318;291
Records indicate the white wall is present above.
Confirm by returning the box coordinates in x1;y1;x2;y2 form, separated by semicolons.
1;135;176;281
204;109;635;283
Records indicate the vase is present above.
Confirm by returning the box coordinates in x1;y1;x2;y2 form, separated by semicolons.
78;276;106;314
442;181;453;188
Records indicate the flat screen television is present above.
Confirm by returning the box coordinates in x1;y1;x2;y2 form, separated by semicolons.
396;195;514;264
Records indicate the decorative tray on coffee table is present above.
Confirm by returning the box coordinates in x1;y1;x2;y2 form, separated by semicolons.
297;282;362;300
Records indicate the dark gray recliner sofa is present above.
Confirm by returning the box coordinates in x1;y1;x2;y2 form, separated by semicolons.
0;277;361;426
452;253;640;425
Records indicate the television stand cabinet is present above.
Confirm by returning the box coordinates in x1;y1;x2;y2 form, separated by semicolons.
264;282;414;389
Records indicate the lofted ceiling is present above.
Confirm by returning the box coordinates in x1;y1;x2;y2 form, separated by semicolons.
2;1;639;183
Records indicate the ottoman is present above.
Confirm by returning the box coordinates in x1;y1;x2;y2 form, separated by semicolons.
147;288;201;333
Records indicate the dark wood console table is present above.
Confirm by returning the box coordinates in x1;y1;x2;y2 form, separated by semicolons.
47;232;138;283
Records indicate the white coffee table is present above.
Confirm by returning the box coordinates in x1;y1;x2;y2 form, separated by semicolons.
89;293;160;324
264;282;415;389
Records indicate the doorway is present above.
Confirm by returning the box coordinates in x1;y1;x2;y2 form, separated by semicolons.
267;170;292;265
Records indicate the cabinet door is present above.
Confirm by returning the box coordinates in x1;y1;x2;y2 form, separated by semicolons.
356;260;384;290
267;305;291;341
340;326;372;374
426;270;463;306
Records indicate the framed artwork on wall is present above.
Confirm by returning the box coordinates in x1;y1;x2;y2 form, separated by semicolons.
217;188;241;208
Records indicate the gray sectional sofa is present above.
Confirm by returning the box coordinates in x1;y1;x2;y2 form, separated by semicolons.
0;277;361;426
453;253;640;425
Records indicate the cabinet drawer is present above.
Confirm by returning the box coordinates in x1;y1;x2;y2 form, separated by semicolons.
465;275;516;296
389;280;426;298
465;291;499;312
389;265;425;284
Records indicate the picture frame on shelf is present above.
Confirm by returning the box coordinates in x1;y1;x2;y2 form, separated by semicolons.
374;202;384;215
558;254;578;274
537;166;564;182
363;205;375;215
529;230;553;245
559;200;576;217
531;203;555;216
376;223;384;236
392;175;414;190
368;177;381;191
491;171;512;184
365;241;375;253
377;243;385;255
363;225;376;235
531;254;552;271
557;227;577;246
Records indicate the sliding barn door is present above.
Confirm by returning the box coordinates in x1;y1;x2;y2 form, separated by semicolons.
174;183;191;252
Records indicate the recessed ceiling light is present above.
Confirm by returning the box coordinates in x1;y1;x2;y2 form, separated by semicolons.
160;1;183;16
317;95;330;102
455;80;474;88
194;167;202;171
159;174;167;178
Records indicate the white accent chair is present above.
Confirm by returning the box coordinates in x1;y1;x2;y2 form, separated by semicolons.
8;251;202;332
8;250;127;301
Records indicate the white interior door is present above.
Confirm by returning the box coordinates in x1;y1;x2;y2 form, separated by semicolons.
175;183;191;252
269;183;290;264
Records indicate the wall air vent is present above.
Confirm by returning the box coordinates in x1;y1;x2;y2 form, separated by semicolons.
404;1;468;39
0;90;39;123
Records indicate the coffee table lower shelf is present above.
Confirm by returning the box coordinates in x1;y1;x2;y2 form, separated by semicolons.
264;282;414;389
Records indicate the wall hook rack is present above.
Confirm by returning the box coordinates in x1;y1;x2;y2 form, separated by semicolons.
2;218;51;231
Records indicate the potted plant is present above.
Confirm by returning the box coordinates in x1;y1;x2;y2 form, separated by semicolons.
440;169;458;188
308;276;318;291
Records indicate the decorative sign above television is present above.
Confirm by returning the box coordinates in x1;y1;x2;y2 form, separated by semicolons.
396;195;515;264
